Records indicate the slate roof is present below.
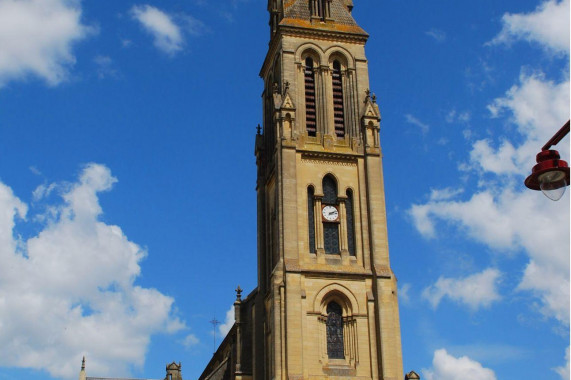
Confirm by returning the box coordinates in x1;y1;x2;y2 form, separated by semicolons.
281;0;367;36
201;358;230;380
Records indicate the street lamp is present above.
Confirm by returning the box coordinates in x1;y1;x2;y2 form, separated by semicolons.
525;120;570;201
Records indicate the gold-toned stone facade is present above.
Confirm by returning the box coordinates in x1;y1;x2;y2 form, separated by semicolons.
200;1;404;379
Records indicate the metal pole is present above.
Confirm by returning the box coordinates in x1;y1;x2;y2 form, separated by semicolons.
209;318;220;355
542;120;570;151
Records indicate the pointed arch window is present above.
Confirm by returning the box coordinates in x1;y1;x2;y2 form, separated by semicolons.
323;175;339;254
346;189;356;256
308;186;316;253
326;301;344;359
304;57;317;136
332;60;345;138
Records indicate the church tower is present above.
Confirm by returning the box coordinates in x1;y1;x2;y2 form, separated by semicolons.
253;1;404;379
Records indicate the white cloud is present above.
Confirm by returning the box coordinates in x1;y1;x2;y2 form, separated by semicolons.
129;5;206;55
425;28;446;42
180;334;199;348
490;0;570;55
130;5;206;56
398;283;412;305
0;0;93;87
483;73;570;176
410;70;570;326
93;55;117;79
446;109;471;124
131;5;183;55
429;187;464;202
555;347;570;379
219;305;235;337
422;268;502;310
0;164;184;380
411;188;570;322
423;349;497;380
405;114;430;134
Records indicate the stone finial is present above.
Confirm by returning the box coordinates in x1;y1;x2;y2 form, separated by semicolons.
283;80;290;94
365;89;371;102
81;356;85;370
235;285;243;301
372;93;377;103
273;82;279;94
405;370;420;380
256;124;261;135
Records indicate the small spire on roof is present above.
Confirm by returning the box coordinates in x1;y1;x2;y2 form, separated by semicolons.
79;356;87;380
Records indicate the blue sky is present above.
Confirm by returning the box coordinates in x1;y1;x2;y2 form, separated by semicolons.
0;1;569;380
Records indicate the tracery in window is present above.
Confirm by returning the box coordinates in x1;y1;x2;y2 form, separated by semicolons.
326;301;344;359
304;57;317;136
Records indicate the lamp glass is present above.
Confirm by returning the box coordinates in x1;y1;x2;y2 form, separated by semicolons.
538;171;567;201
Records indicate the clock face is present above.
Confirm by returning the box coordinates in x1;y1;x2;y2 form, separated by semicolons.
322;205;339;222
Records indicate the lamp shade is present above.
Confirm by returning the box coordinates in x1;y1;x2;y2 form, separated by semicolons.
525;149;570;200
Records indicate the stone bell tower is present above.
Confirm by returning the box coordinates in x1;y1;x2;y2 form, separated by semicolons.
253;0;404;379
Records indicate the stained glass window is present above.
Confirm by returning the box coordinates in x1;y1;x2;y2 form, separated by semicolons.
346;189;356;256
308;186;316;253
324;223;339;254
322;175;337;204
326;301;344;359
322;175;339;254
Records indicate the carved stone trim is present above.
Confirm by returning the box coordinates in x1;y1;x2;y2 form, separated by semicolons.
281;27;369;44
301;152;358;167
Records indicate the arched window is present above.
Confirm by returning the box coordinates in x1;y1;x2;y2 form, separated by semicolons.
310;0;330;19
332;60;345;138
346;189;356;256
322;0;331;19
308;186;316;253
322;175;339;254
326;301;344;359
304;57;317;136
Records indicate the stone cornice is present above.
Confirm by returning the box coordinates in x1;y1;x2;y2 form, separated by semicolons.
300;150;360;163
280;25;369;44
260;25;368;77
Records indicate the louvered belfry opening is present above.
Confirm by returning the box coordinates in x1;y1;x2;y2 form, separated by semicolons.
332;60;345;138
304;57;317;137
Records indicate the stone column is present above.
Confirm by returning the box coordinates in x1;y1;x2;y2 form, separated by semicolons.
314;196;324;254
338;197;348;255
